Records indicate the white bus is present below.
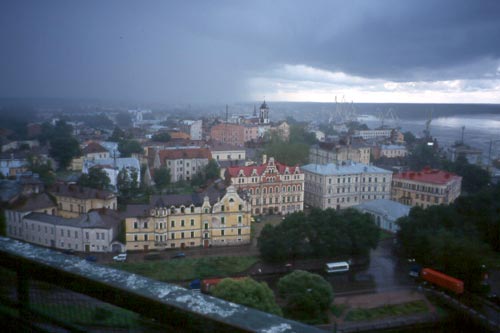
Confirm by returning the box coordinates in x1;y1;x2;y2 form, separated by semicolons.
325;261;350;273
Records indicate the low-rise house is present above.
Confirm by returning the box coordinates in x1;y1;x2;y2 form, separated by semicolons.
391;167;462;208
123;185;251;251
8;209;124;253
150;147;211;182
373;145;408;159
353;199;410;233
83;157;141;189
48;184;117;218
0;152;29;177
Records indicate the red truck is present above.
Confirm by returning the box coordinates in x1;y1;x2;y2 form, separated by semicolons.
421;268;464;294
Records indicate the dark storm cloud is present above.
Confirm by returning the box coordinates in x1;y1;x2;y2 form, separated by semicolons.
0;0;499;102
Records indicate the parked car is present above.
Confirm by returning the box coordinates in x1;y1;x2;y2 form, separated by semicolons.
144;252;162;261
172;252;186;259
85;255;97;262
113;253;127;262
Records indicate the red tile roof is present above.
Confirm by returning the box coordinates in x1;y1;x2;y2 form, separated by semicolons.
158;148;211;161
227;158;301;177
393;167;461;185
82;142;108;154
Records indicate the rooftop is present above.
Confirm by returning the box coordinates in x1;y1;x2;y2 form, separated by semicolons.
353;199;411;221
393;167;461;185
301;162;392;176
82;142;108;155
48;184;116;200
227;158;300;177
24;209;121;229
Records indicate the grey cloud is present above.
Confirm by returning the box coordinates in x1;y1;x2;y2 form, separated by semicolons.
1;0;499;102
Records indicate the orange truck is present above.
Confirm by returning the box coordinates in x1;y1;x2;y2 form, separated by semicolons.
421;268;464;294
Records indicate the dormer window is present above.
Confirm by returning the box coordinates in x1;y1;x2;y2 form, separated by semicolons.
170;207;175;214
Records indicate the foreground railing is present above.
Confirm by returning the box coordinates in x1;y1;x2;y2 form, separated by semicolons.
0;237;323;333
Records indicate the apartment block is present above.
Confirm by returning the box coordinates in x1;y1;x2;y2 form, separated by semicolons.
391;167;462;208
302;162;392;210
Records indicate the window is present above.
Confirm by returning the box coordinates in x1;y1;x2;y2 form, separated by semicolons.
181;220;185;227
181;232;185;239
171;221;175;228
221;230;225;236
238;204;243;211
204;223;208;230
134;235;138;241
238;229;241;235
221;217;225;224
221;205;225;212
144;234;148;241
171;233;175;239
238;216;242;223
191;231;194;238
190;219;195;226
86;232;89;240
134;222;138;229
190;206;195;213
144;222;148;228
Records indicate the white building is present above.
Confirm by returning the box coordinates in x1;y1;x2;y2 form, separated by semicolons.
180;120;203;140
353;199;410;233
83;157;141;189
302;162;393;210
354;129;393;140
6;210;125;253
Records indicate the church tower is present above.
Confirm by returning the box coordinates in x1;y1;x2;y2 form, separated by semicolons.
259;100;270;124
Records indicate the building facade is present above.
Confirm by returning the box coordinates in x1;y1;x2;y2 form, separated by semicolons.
48;184;117;218
353;199;410;233
302;162;393;210
309;143;371;165
373;145;408;159
151;147;211;182
354;129;393;140
391;168;462;208
6;210;124;253
124;185;251;251
226;157;304;215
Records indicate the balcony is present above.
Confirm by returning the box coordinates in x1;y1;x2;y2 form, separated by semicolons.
0;237;322;333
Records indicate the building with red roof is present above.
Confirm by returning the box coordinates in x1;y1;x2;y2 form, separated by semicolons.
391;167;462;208
226;156;304;215
149;146;211;182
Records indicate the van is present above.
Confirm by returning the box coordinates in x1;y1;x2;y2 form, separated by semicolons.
325;261;349;273
113;253;127;262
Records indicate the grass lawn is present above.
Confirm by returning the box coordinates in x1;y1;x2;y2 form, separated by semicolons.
379;229;395;241
345;300;428;322
109;256;259;282
330;303;349;317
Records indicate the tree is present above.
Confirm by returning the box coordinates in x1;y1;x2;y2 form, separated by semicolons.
108;126;127;142
153;167;171;191
39;120;81;170
116;168;139;197
258;209;379;262
407;141;441;170
151;132;171;142
277;270;333;324
403;131;417;146
118;140;143;157
211;278;282;316
442;155;490;194
78;168;111;190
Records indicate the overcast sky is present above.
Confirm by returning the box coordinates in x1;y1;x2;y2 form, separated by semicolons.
1;1;500;104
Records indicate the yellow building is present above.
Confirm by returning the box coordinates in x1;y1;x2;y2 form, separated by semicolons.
48;184;117;218
124;185;251;251
391;168;462;208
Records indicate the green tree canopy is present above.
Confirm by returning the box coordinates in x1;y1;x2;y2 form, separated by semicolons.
78;168;111;190
117;167;139;197
151;132;171;142
211;278;282;316
441;155;490;194
396;186;500;293
39;120;81;170
277;270;333;323
118;140;143;157
153;166;171;191
258;209;379;262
